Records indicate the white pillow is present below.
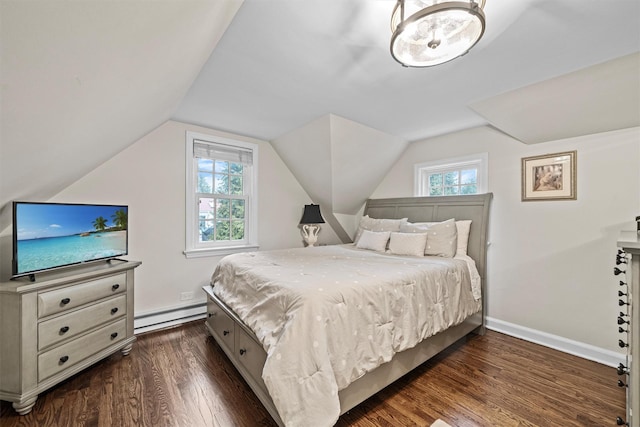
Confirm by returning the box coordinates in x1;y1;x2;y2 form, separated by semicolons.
424;218;457;257
455;220;472;256
353;215;408;244
388;232;427;257
356;230;391;252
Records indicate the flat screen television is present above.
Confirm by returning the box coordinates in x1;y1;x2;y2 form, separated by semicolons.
12;201;128;279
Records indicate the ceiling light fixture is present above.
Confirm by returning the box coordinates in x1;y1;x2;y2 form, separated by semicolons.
390;0;486;67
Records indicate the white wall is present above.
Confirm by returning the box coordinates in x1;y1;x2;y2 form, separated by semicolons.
373;125;640;355
50;120;321;317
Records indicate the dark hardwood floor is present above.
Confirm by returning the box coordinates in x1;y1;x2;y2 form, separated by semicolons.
0;321;624;426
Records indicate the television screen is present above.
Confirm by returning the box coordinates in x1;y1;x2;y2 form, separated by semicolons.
12;202;128;278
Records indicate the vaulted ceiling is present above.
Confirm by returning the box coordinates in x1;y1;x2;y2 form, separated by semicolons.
2;0;639;216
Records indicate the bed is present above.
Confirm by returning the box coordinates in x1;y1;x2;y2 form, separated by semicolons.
203;193;492;427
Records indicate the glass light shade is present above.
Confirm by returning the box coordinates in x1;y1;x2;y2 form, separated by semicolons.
391;0;486;67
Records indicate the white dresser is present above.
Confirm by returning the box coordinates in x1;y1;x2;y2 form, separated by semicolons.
617;232;639;427
0;260;140;415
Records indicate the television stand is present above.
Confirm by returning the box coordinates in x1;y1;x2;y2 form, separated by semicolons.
0;260;141;415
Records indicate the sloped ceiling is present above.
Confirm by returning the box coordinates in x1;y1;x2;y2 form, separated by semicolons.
0;0;243;213
470;53;640;144
272;114;408;241
173;0;640;142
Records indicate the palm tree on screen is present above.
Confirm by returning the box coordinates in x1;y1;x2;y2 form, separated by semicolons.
93;216;108;231
112;209;127;230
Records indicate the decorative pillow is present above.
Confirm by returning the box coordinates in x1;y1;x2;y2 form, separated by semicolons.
388;232;427;257
424;218;457;257
353;215;408;244
399;222;430;234
401;219;471;257
455;220;472;256
356;230;391;252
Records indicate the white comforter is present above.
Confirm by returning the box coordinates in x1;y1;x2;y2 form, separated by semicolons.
211;245;481;427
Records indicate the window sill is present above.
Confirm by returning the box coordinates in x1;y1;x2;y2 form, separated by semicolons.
183;245;260;259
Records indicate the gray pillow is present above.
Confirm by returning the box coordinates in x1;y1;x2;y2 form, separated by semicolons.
423;218;458;257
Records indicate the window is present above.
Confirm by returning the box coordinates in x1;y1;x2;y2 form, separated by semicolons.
185;131;259;258
415;153;488;197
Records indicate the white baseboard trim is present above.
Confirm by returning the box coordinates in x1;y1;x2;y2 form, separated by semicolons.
486;317;625;368
132;308;625;367
134;302;207;334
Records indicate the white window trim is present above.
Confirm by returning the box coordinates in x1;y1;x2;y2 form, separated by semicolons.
414;153;488;197
184;131;259;258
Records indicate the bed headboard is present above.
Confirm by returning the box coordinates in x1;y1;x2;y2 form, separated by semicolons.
363;193;493;284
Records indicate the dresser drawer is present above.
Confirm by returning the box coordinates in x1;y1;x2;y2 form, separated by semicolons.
208;303;235;352
38;318;127;382
236;328;267;388
38;273;126;318
38;295;127;350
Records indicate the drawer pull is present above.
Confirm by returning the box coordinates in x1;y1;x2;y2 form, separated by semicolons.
61;298;71;305
616;416;629;426
59;326;70;334
619;327;628;334
111;307;119;315
618;290;628;297
112;284;120;291
618;299;629;306
223;330;230;336
110;332;118;340
619;339;629;348
59;355;69;364
239;349;246;356
617;363;628;376
614;267;625;275
617;379;627;388
618;317;629;325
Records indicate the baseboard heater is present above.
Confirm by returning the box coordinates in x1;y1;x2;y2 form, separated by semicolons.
134;302;207;334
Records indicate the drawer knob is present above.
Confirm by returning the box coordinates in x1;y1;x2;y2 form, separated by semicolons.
61;298;71;305
619;339;629;348
616;416;629;426
617;363;628;376
59;355;69;364
110;332;118;340
60;326;70;334
619;327;628;334
223;330;230;336
112;284;120;291
618;299;629;307
617;379;627;388
618;290;628;297
618;317;629;325
619;280;627;287
614;267;625;276
111;307;119;315
239;349;246;356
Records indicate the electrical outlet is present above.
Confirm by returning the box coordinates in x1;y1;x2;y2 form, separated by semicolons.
180;291;194;301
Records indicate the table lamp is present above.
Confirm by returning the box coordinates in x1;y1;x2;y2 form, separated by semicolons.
299;204;325;247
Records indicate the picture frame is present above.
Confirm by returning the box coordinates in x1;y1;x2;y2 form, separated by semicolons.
521;150;576;201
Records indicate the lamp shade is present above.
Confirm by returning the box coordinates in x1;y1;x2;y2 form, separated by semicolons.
299;204;325;224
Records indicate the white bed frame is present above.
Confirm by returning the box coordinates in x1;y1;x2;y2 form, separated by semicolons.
204;193;493;426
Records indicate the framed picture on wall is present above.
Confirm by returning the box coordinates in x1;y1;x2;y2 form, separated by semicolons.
521;150;577;201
